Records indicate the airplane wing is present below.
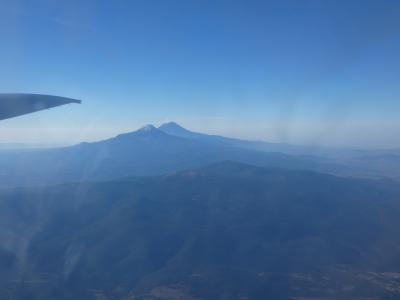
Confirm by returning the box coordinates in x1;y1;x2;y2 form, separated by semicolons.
0;94;81;121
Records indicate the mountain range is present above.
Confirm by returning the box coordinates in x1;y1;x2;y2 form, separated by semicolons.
0;122;399;188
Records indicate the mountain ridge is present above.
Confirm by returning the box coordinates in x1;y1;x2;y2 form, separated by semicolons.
1;122;400;188
0;123;321;188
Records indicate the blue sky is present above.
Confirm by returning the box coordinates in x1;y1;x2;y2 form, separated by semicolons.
0;0;399;148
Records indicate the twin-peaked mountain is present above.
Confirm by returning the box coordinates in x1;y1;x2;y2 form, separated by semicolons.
0;122;399;187
0;123;319;187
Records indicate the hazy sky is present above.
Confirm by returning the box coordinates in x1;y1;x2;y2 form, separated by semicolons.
0;0;399;148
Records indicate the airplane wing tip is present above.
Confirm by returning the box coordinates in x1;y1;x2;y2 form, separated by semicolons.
0;93;83;120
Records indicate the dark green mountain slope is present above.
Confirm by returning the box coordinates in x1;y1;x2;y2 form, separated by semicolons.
1;162;400;299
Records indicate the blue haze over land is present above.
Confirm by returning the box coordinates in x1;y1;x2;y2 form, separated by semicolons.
1;3;400;298
0;0;399;148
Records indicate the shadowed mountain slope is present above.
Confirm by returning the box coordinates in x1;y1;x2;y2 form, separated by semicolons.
1;162;400;299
